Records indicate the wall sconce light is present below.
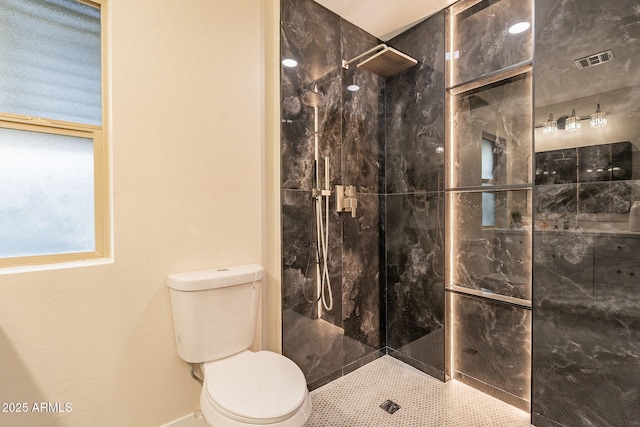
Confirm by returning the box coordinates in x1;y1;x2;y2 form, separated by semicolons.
564;109;581;132
542;113;557;135
590;103;607;128
540;105;608;135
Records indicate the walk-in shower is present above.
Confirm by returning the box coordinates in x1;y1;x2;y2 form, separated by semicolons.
281;0;425;387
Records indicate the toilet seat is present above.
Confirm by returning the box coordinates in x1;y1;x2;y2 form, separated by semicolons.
203;351;308;425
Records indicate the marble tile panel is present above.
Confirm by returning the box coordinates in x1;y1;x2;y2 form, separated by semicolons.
577;182;611;214
535;183;577;220
281;0;341;85
534;230;595;254
281;68;342;191
593;282;640;319
340;20;385;194
532;249;557;308
532;307;640;427
342;193;383;351
611;180;636;215
385;12;446;194
281;0;342;190
385;192;445;373
553;251;594;312
282;309;376;387
533;231;595;313
452;294;531;409
282;190;317;317
281;189;343;326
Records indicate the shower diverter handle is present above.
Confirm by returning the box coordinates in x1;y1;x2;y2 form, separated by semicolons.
335;185;357;218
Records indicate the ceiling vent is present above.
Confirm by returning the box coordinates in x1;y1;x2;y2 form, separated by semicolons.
574;50;614;69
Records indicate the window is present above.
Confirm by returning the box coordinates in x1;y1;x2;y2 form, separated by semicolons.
0;0;108;267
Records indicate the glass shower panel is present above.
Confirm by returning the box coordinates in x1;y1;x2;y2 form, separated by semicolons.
449;189;532;301
449;73;532;189
446;0;533;88
452;293;531;410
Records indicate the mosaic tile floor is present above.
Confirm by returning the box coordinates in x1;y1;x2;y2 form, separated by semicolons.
307;355;532;427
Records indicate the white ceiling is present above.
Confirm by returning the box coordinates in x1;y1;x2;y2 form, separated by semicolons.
313;0;458;41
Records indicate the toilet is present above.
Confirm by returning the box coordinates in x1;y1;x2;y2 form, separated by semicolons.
167;264;311;427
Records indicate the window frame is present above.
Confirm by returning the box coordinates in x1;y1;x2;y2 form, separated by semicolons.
0;0;110;268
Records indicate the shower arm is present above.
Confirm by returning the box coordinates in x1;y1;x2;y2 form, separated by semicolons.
342;44;387;69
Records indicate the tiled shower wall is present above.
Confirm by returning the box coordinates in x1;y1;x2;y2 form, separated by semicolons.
384;14;446;379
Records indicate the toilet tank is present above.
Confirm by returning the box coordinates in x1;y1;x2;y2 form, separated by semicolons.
167;264;263;363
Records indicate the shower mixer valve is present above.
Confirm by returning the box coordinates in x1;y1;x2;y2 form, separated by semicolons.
335;185;357;218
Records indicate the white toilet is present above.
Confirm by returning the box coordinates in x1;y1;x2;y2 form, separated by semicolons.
167;264;311;427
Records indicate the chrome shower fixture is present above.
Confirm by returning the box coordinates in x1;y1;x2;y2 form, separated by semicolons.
342;44;418;78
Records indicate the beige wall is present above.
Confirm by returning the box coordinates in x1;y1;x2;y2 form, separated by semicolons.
0;1;280;426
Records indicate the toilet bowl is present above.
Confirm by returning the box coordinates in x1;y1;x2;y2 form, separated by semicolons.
200;351;311;426
166;264;311;427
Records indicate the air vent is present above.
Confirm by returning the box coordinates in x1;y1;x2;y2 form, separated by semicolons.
575;50;614;69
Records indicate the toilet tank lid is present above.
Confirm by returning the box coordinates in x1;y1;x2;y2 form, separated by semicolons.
167;264;264;291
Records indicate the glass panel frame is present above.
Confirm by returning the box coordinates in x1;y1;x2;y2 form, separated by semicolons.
448;72;533;189
448;189;532;301
446;0;533;88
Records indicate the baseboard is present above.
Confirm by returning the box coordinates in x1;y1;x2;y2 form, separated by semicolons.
159;413;206;427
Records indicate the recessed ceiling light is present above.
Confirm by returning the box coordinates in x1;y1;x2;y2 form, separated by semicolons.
508;22;530;34
282;58;298;68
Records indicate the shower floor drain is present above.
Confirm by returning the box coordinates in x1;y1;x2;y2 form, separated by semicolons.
379;399;401;414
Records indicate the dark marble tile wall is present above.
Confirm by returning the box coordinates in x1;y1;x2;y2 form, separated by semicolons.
452;294;531;411
386;194;444;332
280;0;383;387
384;12;446;378
281;0;341;191
385;13;445;195
342;193;383;351
341;21;385;195
533;230;640;426
281;188;344;327
533;1;640;426
339;18;385;357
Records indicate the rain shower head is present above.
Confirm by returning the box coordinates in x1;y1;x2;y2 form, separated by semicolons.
343;44;418;78
357;47;418;77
